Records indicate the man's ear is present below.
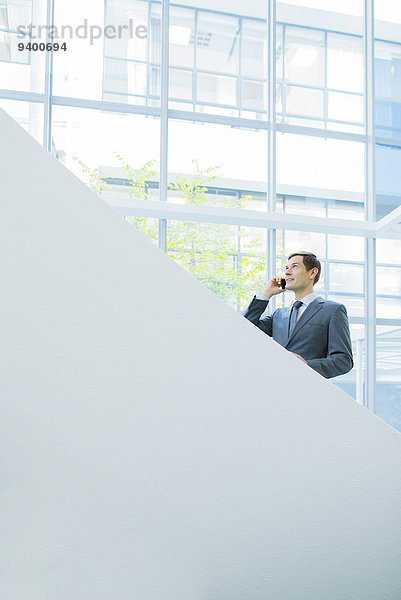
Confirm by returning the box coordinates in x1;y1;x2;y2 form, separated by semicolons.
309;267;318;280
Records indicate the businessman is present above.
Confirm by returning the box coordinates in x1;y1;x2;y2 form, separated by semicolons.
243;251;353;379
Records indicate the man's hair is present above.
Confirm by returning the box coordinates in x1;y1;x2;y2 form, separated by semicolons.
288;251;321;285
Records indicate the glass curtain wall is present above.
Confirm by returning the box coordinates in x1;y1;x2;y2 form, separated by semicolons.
0;0;400;429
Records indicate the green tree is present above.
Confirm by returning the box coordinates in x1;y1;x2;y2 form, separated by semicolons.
76;155;285;309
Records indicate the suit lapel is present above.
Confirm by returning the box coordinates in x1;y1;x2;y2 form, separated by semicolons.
285;297;325;347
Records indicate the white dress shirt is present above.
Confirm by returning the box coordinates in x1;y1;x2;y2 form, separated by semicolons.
255;290;319;322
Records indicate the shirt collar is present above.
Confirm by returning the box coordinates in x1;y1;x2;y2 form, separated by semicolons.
292;290;318;308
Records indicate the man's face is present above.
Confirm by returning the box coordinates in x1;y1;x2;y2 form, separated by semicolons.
285;255;314;291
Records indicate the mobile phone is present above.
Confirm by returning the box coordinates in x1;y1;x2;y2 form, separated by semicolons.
281;278;286;289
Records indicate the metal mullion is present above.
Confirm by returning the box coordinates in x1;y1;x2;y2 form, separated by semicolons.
326;118;364;127
0;90;45;102
168;3;259;22
324;30;328;129
238;16;242;116
0;27;23;34
277;18;364;40
102;0;107;102
237;221;242;311
104;56;149;65
376;293;401;299
325;259;329;299
193;8;198;110
168;99;255;115
146;0;151;107
376;319;401;326
282;24;286;122
276;121;365;142
364;0;376;412
376;134;401;146
43;0;54;151
327;87;364;97
172;97;240;111
267;0;276;311
167;108;268;130
191;71;267;84
286;82;326;92
284;112;328;123
158;0;169;252
326;258;365;265
324;226;329;298
102;90;148;101
52;95;161;116
284;114;363;127
329;291;366;298
195;68;243;80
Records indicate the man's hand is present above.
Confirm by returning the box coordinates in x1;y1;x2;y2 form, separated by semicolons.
261;276;285;299
291;352;308;365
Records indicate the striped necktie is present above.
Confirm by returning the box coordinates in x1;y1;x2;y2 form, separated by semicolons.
288;300;303;337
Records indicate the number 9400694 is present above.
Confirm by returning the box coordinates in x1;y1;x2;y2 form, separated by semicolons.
18;42;67;51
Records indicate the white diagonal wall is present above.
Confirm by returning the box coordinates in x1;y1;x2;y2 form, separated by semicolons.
1;108;401;600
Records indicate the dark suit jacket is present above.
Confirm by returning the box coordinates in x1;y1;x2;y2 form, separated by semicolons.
243;296;353;379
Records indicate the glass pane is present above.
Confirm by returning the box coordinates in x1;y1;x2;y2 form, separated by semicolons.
0;31;29;63
327;234;364;261
169;6;194;69
277;132;365;197
53;0;156;103
51;106;160;197
375;1;401;25
329;263;363;294
242;18;267;80
376;144;401;221
375;41;401;139
333;324;365;405
284;26;324;87
104;0;149;61
242;79;266;112
167;220;266;311
375;1;401;138
327;33;363;94
169;68;192;100
328;91;363;124
377;239;401;264
377;298;401;320
196;11;239;75
0;0;46;93
0;98;43;144
328;295;364;318
276;24;283;80
278;0;362;17
168;119;267;210
285;85;324;118
377;266;401;296
283;196;325;217
197;72;237;106
327;199;364;220
376;325;401;433
103;58;148;103
169;1;267;118
284;230;326;260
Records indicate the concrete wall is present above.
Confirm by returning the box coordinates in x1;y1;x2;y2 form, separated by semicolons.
1;107;401;599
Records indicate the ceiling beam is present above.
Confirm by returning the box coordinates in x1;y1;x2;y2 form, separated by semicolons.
106;198;389;238
376;204;401;231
